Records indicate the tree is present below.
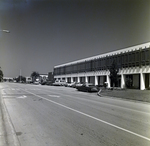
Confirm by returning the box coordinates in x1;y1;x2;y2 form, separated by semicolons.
15;76;26;83
48;72;54;82
125;78;133;88
0;67;4;82
109;60;119;87
31;71;39;82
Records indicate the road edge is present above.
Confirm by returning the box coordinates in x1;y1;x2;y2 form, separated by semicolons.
0;93;21;146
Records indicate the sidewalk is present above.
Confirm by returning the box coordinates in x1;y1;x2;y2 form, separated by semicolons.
99;88;150;103
0;93;20;146
0;94;8;146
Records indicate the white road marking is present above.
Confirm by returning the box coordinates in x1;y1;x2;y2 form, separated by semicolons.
23;89;150;142
2;96;16;98
1;88;20;91
48;95;60;98
17;95;27;99
2;95;27;99
1;89;6;94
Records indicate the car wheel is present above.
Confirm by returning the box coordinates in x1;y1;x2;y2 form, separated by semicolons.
86;89;89;92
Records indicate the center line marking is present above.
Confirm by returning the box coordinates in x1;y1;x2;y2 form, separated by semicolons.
23;89;150;142
48;95;60;98
17;95;27;99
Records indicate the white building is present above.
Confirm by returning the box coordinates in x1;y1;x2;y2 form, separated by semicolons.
26;77;32;83
54;42;150;90
39;74;48;82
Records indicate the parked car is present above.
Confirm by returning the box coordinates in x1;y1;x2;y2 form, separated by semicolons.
41;81;53;86
41;81;47;85
46;81;53;86
76;83;98;92
67;82;76;87
72;82;83;88
52;80;67;86
33;81;40;85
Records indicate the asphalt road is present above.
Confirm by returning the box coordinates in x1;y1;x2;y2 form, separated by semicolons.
0;82;150;146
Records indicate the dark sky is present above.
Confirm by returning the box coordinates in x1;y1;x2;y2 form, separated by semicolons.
0;0;150;77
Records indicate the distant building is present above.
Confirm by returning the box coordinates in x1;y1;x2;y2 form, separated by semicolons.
26;77;32;83
38;74;48;83
53;42;150;90
48;72;54;82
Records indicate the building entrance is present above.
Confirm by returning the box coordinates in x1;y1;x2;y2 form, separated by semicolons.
145;73;150;89
73;77;77;82
67;77;71;83
97;76;106;86
125;74;140;89
80;77;85;83
88;76;95;84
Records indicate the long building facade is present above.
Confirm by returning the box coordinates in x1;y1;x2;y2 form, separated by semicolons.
54;42;150;90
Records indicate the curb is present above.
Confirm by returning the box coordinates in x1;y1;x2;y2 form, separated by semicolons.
97;90;150;104
0;94;21;146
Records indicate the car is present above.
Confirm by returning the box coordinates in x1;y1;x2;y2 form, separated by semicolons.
33;81;40;85
41;81;47;85
72;82;83;88
76;83;98;92
41;81;53;86
45;81;53;86
67;82;76;87
52;80;67;86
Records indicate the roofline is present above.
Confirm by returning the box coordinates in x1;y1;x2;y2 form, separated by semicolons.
54;42;150;68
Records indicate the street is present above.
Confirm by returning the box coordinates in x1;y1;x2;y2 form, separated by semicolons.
0;82;150;146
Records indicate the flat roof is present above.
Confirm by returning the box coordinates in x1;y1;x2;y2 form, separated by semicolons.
54;42;150;68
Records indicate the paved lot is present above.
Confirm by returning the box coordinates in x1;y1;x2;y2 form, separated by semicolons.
0;82;150;146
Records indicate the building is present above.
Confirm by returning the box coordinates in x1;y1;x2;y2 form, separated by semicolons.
48;72;54;82
26;77;32;83
38;74;48;83
53;42;150;90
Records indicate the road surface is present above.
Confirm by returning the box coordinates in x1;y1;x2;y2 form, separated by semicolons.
0;82;150;146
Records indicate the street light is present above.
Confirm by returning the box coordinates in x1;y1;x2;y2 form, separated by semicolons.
0;29;10;33
0;29;10;82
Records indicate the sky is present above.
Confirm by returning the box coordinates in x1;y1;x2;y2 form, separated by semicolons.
0;0;150;77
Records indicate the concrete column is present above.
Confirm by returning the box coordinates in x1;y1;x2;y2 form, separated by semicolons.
106;75;110;88
121;74;125;88
65;77;67;82
95;76;98;85
71;77;73;83
77;77;80;83
140;73;145;90
85;76;88;83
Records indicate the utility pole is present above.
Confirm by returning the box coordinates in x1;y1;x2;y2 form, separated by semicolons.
20;69;21;83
